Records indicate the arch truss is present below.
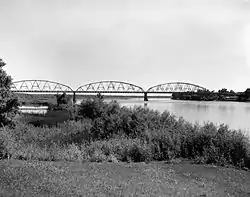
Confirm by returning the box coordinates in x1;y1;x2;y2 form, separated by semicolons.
11;80;73;93
147;82;206;93
76;81;144;93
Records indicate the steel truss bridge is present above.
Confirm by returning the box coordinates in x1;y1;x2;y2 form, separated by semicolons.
11;80;207;102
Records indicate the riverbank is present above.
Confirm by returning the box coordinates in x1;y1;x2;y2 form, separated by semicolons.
1;97;250;195
0;159;250;196
1;98;249;170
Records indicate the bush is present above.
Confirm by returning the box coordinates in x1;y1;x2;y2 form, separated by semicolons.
11;143;52;161
148;129;181;161
51;143;85;161
9;120;93;148
84;137;152;163
119;138;152;162
180;123;250;168
78;97;107;120
77;99;146;140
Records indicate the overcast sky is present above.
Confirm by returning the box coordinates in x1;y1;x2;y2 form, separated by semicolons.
1;0;250;91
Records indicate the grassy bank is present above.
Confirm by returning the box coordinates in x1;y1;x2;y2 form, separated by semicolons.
0;159;250;196
1;98;250;170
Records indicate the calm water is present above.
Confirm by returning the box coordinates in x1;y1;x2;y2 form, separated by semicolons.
118;99;250;136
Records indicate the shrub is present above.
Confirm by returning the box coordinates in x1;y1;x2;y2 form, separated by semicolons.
10;120;93;148
148;129;181;161
182;123;250;168
78;97;107;120
50;120;92;145
120;138;152;162
52;143;85;161
11;143;52;161
84;138;152;163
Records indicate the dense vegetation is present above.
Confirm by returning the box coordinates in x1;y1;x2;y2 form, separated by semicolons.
1;97;249;170
1;59;250;170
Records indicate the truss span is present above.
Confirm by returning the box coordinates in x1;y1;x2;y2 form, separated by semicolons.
147;82;207;93
76;81;144;93
11;80;73;93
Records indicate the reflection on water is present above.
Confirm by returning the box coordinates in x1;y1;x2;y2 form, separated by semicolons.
119;99;250;135
245;106;250;112
19;106;48;115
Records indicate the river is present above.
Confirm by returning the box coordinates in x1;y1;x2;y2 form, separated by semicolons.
118;99;250;136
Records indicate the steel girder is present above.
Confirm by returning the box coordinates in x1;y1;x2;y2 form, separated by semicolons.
76;81;144;93
147;82;206;93
11;80;207;94
11;80;73;93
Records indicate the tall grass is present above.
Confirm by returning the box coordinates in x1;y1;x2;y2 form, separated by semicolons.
1;98;250;169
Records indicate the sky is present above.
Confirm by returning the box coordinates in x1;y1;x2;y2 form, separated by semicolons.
1;0;250;91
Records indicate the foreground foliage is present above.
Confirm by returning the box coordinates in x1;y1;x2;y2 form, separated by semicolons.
0;59;19;127
1;98;250;170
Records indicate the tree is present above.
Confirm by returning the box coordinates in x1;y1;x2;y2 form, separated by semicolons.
0;59;19;127
218;88;228;93
56;92;70;106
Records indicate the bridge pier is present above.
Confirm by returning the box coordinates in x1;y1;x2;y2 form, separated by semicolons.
73;91;76;104
144;92;148;101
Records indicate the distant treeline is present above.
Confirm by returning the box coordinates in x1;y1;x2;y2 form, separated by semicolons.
172;88;250;102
